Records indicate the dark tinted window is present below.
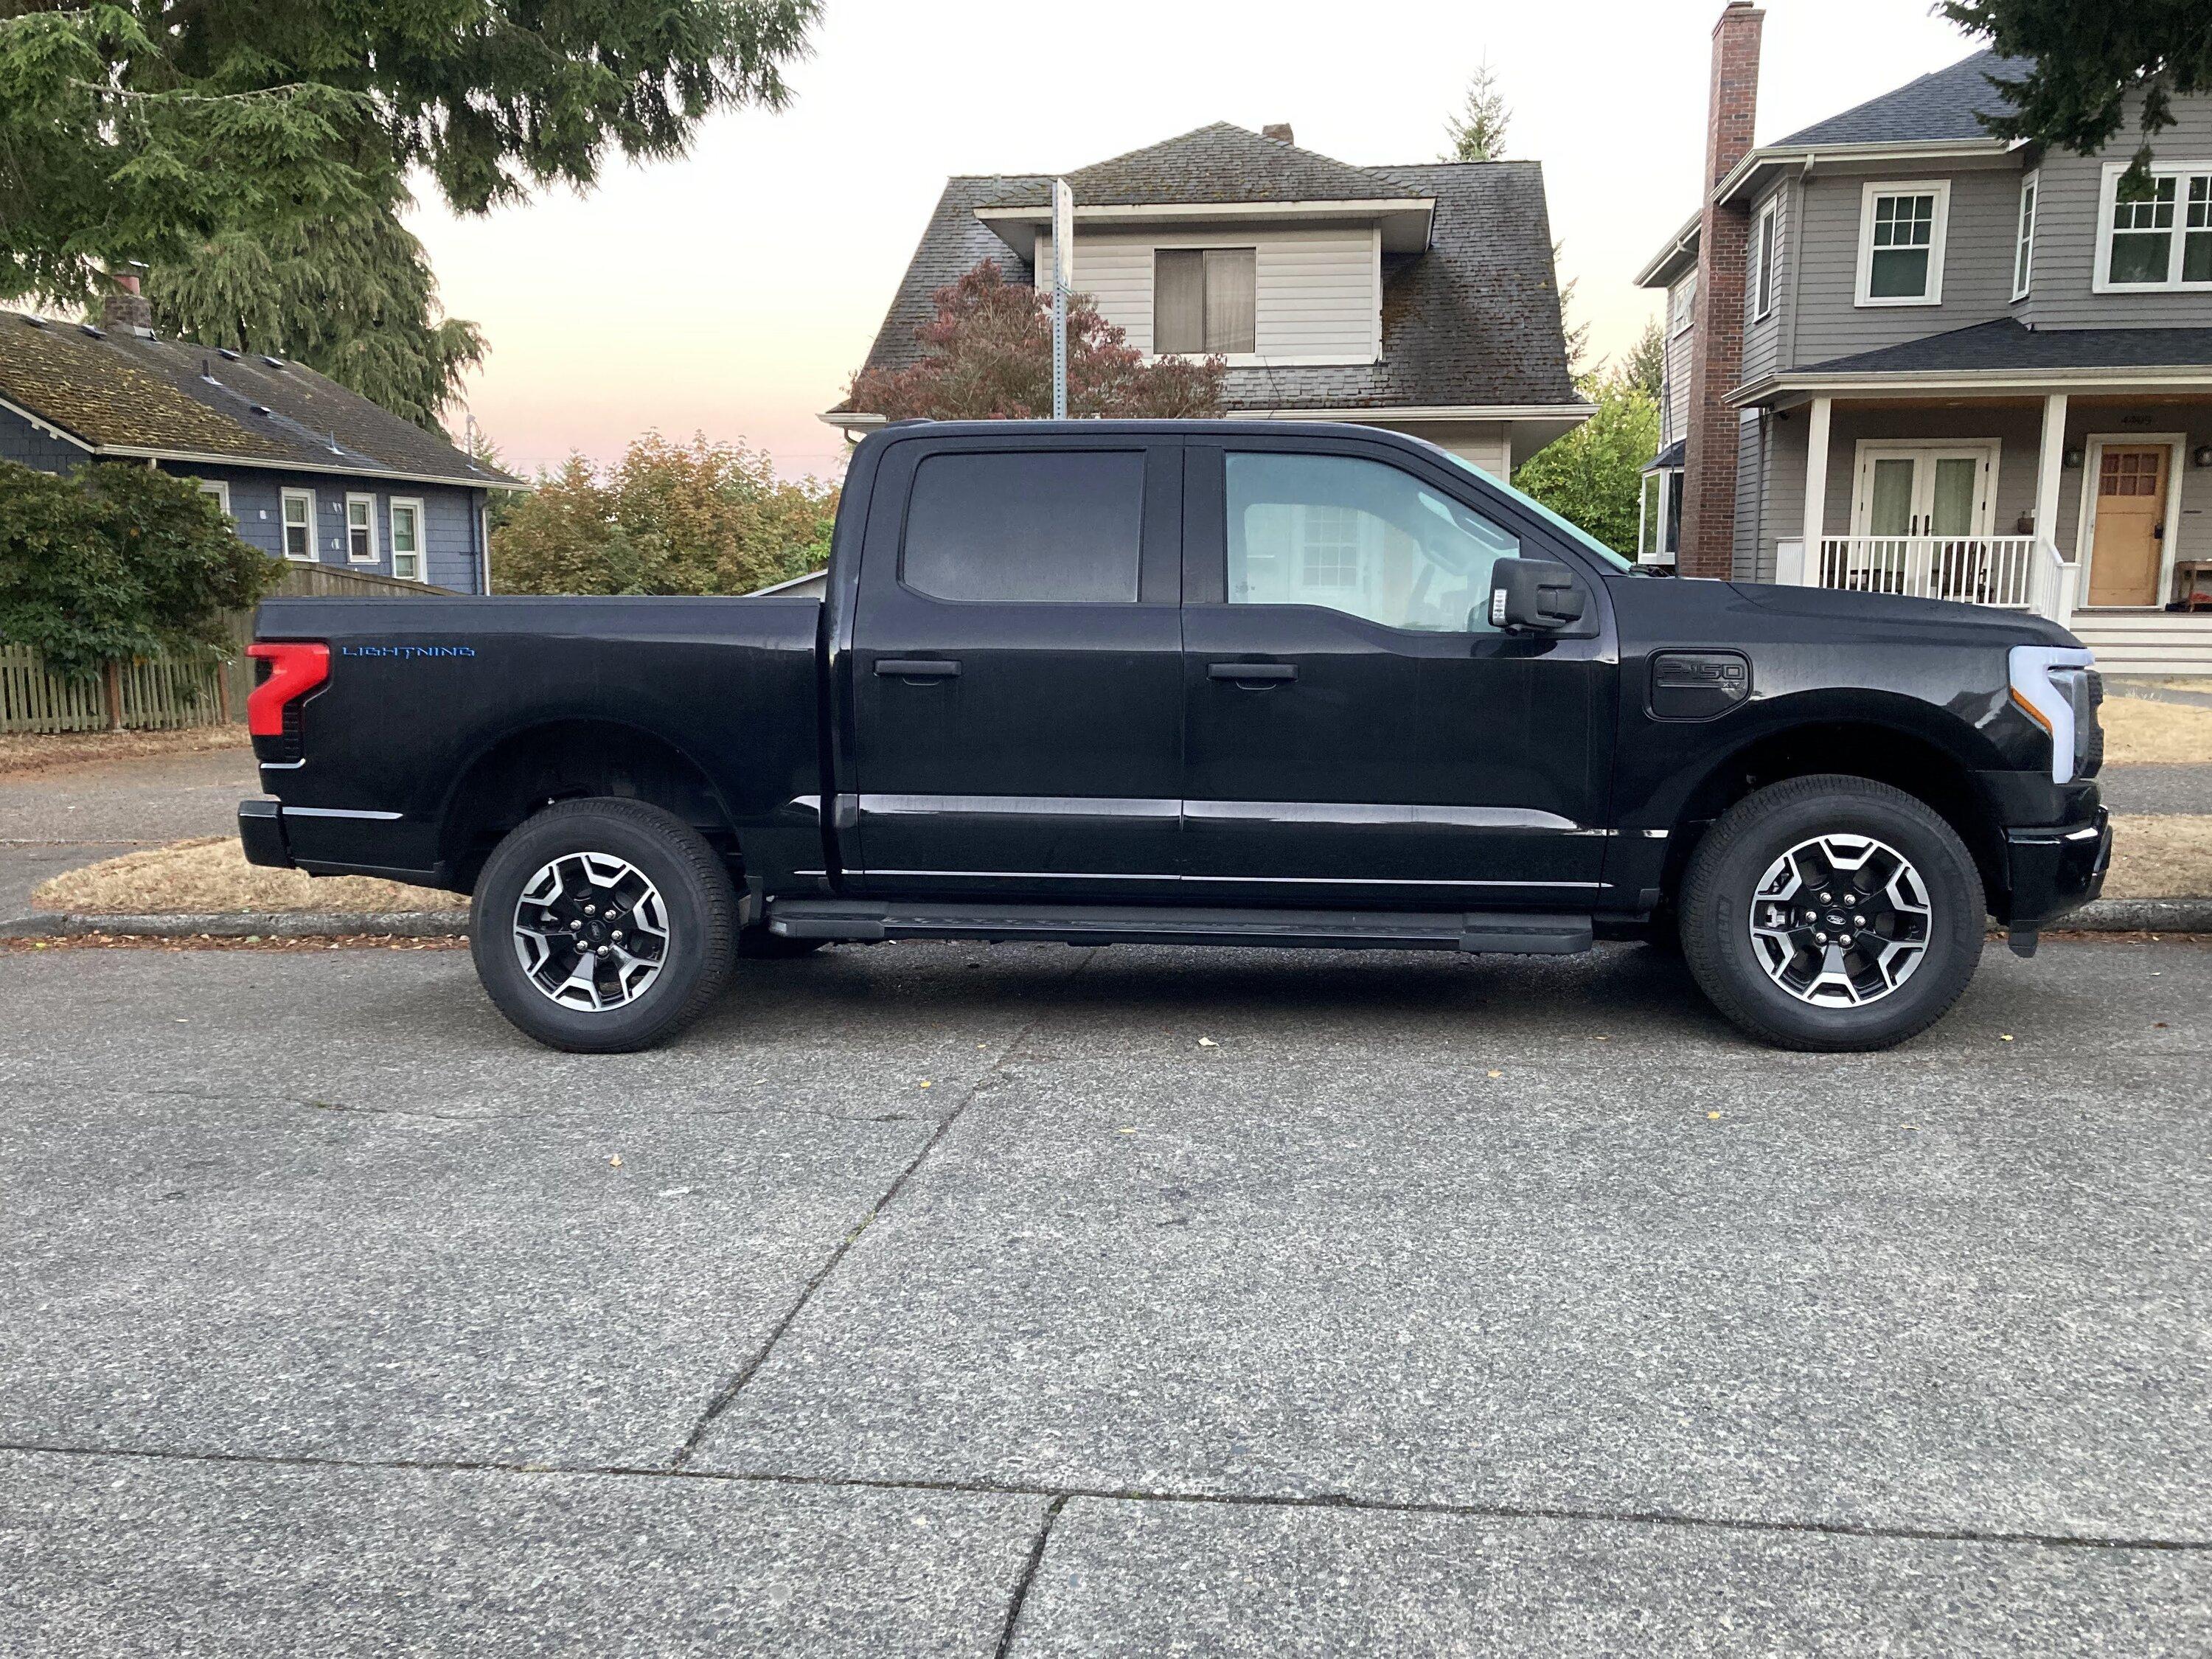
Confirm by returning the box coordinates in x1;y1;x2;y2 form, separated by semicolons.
902;451;1145;603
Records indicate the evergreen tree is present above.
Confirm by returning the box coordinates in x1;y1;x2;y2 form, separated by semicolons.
0;2;819;430
1441;62;1510;161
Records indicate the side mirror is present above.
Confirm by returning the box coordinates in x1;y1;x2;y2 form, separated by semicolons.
1486;557;1587;633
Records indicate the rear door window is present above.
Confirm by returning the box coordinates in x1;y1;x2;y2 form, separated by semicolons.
902;451;1145;604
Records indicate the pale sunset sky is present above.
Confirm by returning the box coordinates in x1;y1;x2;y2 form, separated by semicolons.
411;0;1994;481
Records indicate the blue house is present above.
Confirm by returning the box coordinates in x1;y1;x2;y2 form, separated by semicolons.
0;291;520;591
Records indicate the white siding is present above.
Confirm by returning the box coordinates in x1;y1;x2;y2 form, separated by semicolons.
1036;223;1380;364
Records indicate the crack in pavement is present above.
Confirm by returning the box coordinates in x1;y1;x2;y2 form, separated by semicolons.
125;1085;941;1130
666;948;1104;1470
0;1439;2202;1555
994;1494;1068;1659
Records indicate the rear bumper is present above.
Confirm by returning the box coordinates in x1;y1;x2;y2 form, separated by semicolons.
2001;806;2111;928
237;798;292;869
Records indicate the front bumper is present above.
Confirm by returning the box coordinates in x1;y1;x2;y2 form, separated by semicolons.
237;798;292;869
2002;806;2111;928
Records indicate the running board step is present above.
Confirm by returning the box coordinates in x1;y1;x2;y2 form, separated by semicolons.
767;900;1592;956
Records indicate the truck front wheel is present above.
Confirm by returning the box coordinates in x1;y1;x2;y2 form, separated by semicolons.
1678;775;1985;1051
470;797;737;1053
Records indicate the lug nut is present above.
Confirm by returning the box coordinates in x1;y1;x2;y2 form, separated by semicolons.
1853;914;1866;925
1815;931;1829;944
568;919;582;931
596;945;612;959
611;930;624;942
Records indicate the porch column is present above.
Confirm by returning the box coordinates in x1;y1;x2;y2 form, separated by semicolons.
1799;396;1832;583
2034;392;2068;550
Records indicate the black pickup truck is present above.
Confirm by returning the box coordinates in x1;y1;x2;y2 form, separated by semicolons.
238;420;2109;1053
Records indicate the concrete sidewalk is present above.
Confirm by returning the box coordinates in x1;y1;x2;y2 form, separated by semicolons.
1;937;2205;1653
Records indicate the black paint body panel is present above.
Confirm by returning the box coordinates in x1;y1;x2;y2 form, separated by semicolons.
245;419;2104;930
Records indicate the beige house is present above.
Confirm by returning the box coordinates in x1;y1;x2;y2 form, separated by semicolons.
1646;3;2212;673
829;122;1589;479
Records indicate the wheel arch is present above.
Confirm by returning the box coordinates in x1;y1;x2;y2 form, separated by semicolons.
437;717;743;894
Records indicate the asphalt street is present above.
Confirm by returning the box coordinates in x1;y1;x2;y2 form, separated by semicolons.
1;933;2206;1654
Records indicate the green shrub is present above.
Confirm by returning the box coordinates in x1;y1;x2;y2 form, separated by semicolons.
0;461;275;680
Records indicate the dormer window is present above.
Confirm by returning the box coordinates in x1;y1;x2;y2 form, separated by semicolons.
1155;247;1256;354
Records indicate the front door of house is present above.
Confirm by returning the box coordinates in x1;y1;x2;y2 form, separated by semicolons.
2087;445;2170;608
1851;446;1995;540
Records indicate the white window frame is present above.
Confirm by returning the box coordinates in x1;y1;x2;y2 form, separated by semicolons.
195;479;231;518
389;496;427;582
279;487;316;562
1669;271;1697;338
1854;180;1950;307
2012;169;2038;302
343;492;380;564
2093;159;2212;293
1749;197;1780;321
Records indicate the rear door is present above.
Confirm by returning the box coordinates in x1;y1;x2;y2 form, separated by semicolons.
1179;437;1614;906
848;433;1183;896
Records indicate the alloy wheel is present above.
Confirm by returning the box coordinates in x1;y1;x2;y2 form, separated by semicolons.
512;851;670;1011
1747;832;1930;1008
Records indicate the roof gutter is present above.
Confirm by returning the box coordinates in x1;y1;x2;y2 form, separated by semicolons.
1729;364;2212;406
91;442;529;491
1711;138;2017;206
1632;212;1703;289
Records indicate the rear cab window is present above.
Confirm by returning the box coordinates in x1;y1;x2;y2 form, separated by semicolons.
902;451;1147;604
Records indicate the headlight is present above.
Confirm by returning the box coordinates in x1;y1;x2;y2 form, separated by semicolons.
2008;644;2097;785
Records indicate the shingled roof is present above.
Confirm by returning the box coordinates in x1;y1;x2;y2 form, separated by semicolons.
1795;319;2212;378
0;312;520;489
978;123;1422;210
1773;49;2029;149
841;131;1576;418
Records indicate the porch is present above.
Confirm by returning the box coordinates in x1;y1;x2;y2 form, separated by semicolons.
1761;386;2212;672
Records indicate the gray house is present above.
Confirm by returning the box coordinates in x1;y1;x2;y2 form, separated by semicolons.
1644;3;2212;673
830;122;1590;481
0;286;519;591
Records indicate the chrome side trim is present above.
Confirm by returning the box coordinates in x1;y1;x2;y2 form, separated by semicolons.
1186;799;1585;832
860;793;1179;819
258;759;307;772
786;794;824;818
282;807;404;821
853;869;1604;889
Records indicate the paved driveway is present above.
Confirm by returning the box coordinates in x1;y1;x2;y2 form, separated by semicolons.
0;746;257;919
1;936;2205;1654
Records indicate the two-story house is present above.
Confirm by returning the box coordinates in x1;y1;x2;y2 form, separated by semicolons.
1644;3;2212;673
829;122;1590;502
0;284;519;591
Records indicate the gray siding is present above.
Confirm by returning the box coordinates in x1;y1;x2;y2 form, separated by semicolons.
1784;161;2023;368
2022;91;2212;329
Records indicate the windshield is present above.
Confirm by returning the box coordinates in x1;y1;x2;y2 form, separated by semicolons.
1430;445;1640;574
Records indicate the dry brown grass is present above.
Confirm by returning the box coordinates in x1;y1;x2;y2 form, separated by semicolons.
0;726;250;779
2135;677;2212;697
2100;695;2212;765
33;836;454;916
2104;814;2212;900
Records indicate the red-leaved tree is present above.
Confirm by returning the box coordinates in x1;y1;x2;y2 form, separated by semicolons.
846;260;1226;420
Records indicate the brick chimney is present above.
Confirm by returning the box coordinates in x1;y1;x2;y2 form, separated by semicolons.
100;271;153;336
1678;1;1763;579
1260;123;1294;145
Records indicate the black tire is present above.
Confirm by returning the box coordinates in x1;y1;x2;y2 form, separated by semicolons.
1679;775;1984;1052
737;929;824;959
470;798;737;1053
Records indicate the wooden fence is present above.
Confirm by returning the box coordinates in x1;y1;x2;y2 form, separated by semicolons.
2;563;455;736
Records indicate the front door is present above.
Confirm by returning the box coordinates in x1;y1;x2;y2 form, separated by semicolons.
1851;445;1995;540
849;435;1185;895
2087;444;2170;607
1178;439;1613;907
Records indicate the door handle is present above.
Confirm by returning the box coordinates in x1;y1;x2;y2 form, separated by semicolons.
1209;661;1297;684
875;658;961;680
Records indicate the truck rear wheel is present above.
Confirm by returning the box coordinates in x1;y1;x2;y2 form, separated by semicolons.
470;797;737;1053
1678;775;1984;1051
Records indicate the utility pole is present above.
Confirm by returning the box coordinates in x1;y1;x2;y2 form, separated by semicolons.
1051;178;1073;420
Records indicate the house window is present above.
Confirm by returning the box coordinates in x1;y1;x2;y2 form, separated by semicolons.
2013;171;2037;300
2097;162;2212;290
1856;181;1949;306
1637;468;1682;566
344;493;378;563
280;488;316;560
390;498;425;582
1669;271;1697;337
1155;247;1256;355
195;479;231;518
1750;198;1779;321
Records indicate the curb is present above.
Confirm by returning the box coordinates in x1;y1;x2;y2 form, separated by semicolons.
3;902;2208;942
0;910;469;939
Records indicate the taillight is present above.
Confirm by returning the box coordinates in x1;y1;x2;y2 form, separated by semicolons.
246;641;330;737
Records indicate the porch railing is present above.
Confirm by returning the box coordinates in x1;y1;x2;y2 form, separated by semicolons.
1774;535;2078;626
